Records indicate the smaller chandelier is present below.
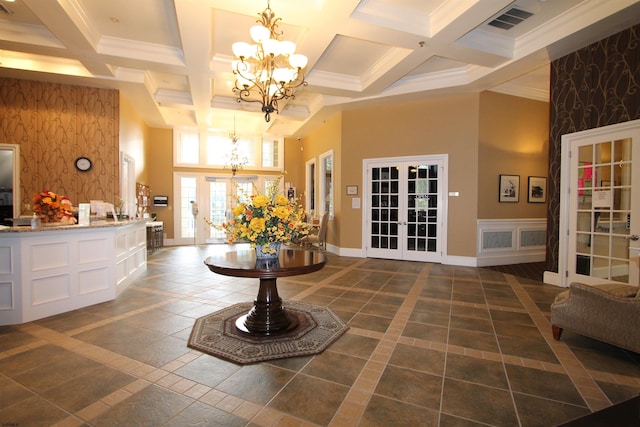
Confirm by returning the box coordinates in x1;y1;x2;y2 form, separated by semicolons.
225;118;248;176
232;1;308;122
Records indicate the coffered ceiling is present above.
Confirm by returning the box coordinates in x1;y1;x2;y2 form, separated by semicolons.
1;0;639;137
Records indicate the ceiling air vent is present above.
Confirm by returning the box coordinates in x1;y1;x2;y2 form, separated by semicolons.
488;7;533;30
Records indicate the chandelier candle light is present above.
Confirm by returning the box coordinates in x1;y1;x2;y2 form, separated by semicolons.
225;116;248;176
232;1;308;122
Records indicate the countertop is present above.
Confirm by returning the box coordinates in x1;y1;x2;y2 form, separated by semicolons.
0;218;148;233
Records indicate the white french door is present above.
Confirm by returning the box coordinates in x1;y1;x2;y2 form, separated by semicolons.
560;119;640;286
173;173;281;246
364;155;447;262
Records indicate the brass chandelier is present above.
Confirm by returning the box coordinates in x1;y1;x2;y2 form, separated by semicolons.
225;117;248;176
231;1;308;122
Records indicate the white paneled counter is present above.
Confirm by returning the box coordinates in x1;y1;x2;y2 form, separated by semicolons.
0;220;147;325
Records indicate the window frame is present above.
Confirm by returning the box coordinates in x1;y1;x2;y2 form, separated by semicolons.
173;128;284;171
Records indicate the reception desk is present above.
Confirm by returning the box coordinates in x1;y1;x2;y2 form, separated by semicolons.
0;220;147;325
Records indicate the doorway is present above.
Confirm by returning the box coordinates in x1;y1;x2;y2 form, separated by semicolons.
0;144;20;225
364;155;448;262
173;173;282;246
560;119;640;286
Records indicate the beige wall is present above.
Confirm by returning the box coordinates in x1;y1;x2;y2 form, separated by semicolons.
341;94;480;256
478;92;549;219
119;94;149;186
147;127;174;237
299;92;549;258
298;115;342;247
305;95;478;256
283;136;304;192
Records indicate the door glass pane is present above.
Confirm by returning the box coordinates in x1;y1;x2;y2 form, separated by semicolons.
236;182;253;204
370;166;399;250
180;177;197;238
406;164;438;253
209;182;227;240
573;138;632;283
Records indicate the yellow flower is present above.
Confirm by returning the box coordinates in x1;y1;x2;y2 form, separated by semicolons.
252;195;270;208
249;217;266;233
232;204;245;216
273;206;290;220
274;194;288;206
204;175;309;247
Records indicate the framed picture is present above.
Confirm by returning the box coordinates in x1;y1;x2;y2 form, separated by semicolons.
499;174;520;203
528;176;547;203
287;187;296;202
346;185;358;195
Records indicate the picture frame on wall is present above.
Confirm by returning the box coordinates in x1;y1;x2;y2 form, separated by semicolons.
499;174;520;203
346;185;358;195
528;176;547;203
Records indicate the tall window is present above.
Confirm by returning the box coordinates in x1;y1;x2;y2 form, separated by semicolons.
177;132;199;164
319;150;334;219
175;129;283;170
262;139;279;168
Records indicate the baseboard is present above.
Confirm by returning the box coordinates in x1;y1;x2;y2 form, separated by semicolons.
335;247;365;258
476;252;545;267
442;255;477;267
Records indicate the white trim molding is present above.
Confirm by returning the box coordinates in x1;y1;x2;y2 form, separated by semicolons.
477;218;546;267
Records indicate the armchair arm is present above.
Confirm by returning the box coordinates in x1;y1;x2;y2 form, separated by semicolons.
551;283;640;353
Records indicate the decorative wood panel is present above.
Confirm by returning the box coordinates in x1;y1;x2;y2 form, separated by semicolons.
0;78;119;213
547;24;640;273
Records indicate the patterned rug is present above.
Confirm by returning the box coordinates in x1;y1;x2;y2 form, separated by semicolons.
188;301;349;364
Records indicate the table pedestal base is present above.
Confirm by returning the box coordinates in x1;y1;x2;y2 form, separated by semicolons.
235;277;300;336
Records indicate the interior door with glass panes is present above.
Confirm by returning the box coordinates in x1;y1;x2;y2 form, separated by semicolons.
366;157;445;262
564;121;640;286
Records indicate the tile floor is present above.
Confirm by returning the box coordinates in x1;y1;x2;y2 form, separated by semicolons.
1;244;639;426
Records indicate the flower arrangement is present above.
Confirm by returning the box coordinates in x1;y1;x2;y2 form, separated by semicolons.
207;178;308;253
33;190;76;224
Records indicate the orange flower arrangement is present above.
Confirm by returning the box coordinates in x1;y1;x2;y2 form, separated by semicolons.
33;191;76;224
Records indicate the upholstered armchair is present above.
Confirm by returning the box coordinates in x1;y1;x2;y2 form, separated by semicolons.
550;283;640;353
301;212;329;250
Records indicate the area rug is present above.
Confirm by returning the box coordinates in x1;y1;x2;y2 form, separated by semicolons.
188;301;349;364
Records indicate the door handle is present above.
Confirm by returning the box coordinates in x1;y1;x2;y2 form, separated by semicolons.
626;235;639;241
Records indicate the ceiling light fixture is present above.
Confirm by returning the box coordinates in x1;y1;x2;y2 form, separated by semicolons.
225;116;248;176
231;1;308;123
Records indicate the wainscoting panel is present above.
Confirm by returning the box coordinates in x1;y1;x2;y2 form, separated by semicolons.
31;274;71;305
0;246;12;274
477;219;546;266
0;281;13;310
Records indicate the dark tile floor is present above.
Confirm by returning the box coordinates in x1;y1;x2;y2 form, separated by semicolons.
1;244;639;426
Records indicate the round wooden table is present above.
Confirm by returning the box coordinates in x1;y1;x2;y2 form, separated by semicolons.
204;248;326;335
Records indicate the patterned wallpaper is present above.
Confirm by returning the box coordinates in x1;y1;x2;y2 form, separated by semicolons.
547;24;640;272
0;78;119;212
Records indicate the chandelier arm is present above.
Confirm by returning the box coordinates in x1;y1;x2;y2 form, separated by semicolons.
234;89;267;105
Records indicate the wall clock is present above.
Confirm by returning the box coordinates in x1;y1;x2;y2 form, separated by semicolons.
75;156;93;172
